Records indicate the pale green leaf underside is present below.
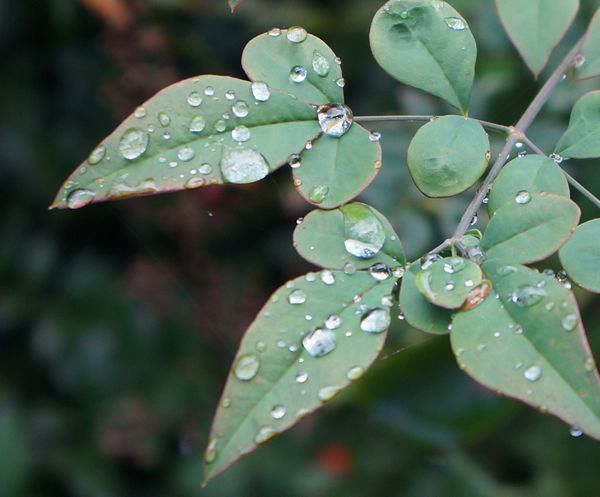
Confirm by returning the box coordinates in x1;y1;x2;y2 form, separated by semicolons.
452;261;600;439
293;202;405;270
370;0;477;112
293;125;382;208
204;272;396;483
242;29;344;105
487;155;569;216
576;9;600;81
481;193;580;264
51;76;319;209
555;91;600;159
407;115;490;198
400;262;452;335
559;219;600;293
496;0;579;76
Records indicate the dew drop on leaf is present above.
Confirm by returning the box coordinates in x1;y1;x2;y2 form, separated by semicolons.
561;314;578;332
570;426;583;437
288;289;307;305
445;17;467;30
311;50;330;76
254;427;277;444
67;189;96;209
177;147;195;162
302;328;337;357
187;92;203;107
204;86;215;96
251;81;271;101
270;405;286;420
443;257;466;274
288;154;302;169
268;27;282;37
220;147;269;184
343;206;386;259
308;185;330;204
234;354;260;381
232;125;251;142
369;263;391;281
204;438;218;464
524;365;542;382
290;65;308;83
198;163;212;175
184;177;205;189
318;386;340;401
321;270;336;285
119;128;149;160
286;26;307;43
511;285;547;307
317;104;353;137
232;100;249;118
134;106;146;118
295;371;309;383
325;314;342;330
347;366;364;381
369;132;381;142
87;145;106;165
360;308;391;334
515;190;531;205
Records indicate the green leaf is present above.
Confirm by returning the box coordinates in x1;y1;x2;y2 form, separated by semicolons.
415;257;483;309
559;219;600;293
576;9;600;80
487;155;569;215
369;0;477;113
495;0;579;77
555;91;600;159
293;202;405;270
203;271;397;483
51;76;320;209
293;124;382;208
407;116;490;198
400;262;452;335
481;193;580;264
242;28;345;105
451;261;600;440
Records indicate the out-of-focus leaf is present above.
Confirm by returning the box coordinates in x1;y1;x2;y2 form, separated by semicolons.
481;193;580;264
487;155;569;215
203;272;396;483
369;0;476;113
576;9;600;80
407;116;490;198
293;202;405;270
559;219;600;293
555;91;600;159
451;261;600;440
495;0;579;77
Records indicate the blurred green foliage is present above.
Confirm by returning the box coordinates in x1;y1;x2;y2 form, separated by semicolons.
1;0;599;496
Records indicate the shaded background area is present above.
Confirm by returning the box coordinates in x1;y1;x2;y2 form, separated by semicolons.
1;0;600;495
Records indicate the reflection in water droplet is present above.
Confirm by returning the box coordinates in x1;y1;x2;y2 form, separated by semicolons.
511;285;546;307
312;50;330;76
347;366;364;380
369;132;381;142
318;386;340;401
321;270;335;285
232;125;251;142
343;206;386;259
360;308;390;334
268;28;282;37
270;405;286;420
119;128;149;160
134;106;146;118
232;100;249;118
290;65;308;83
67;189;96;209
220;147;269;184
221;398;231;408
317;103;353;137
189;116;206;133
198;163;213;175
87;145;106;165
369;263;391;281
288;154;302;169
177;147;195;162
251;81;271;101
302;328;336;357
325;315;342;330
524;365;542;382
187;92;203;107
234;354;260;381
255;427;277;444
515;190;531;205
296;371;308;383
445;17;467;30
287;26;307;43
561;314;577;331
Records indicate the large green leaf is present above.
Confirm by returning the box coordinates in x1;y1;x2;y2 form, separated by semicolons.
51;76;320;209
555;91;600;159
576;9;600;81
293;202;405;270
559;219;600;293
293;125;382;208
481;193;580;264
242;28;345;105
369;0;476;113
407;116;490;198
495;0;579;77
487;155;569;215
400;262;452;335
203;272;396;483
451;261;600;439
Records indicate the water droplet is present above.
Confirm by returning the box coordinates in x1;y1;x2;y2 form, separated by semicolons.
67;189;96;209
187;92;203;107
311;50;330;76
347;366;364;380
214;119;227;133
251;81;271;101
443;257;466;274
308;185;329;204
360;308;390;334
514;324;524;335
369;132;381;142
184;177;205;189
325;314;342;330
234;354;260;381
343;207;386;259
421;254;441;270
198;163;213;175
369;263;391;281
134;106;146;118
232;100;249;118
290;65;308;83
255;427;276;444
302;328;336;357
288;154;302;169
87;144;106;165
268;27;282;37
497;265;518;276
392;266;405;278
445;17;467;30
288;289;307;305
158;112;171;127
232;125;251;142
584;358;595;372
177;147;195;162
318;386;340;401
561;313;577;331
119;128;149;160
524;365;542;382
287;26;307;43
220;147;269;184
204;438;218;463
256;341;267;352
336;77;346;87
550;153;564;164
317;103;353;137
515;190;531;205
574;54;586;69
296;371;308;383
270;405;286;420
204;86;215;96
511;285;546;307
570;426;583;437
321;270;335;285
556;270;568;283
221;398;231;408
445;281;455;291
465;279;474;288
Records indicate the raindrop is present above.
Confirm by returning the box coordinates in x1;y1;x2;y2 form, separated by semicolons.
232;100;249;118
344;208;386;259
232;125;251;142
302;328;336;357
287;26;307;43
134;106;146;118
561;314;577;331
270;405;286;420
515;190;531;205
67;189;96;209
204;438;218;463
317;103;353;137
344;262;357;275
347;366;364;381
321;270;336;285
445;281;456;291
445;17;467;30
234;354;260;381
119;128;149;160
514;324;524;335
308;185;329;204
215;119;227;133
318;386;340;401
574;54;586;69
187;92;203;107
584;358;595;372
87;145;106;165
268;28;282;37
184;177;205;189
290;65;308;83
288;154;302;169
470;215;478;226
325;315;342;330
221;398;232;408
288;289;307;305
255;427;276;444
497;265;518;276
369;263;391;281
443;257;466;274
421;253;441;270
556;270;568;282
204;86;215;96
220;147;269;184
311;51;330;77
336;78;346;88
177;147;195;162
198;163;213;175
360;308;391;334
295;371;308;383
158;112;171;127
524;365;542;382
550;153;564;164
251;81;271;101
511;285;546;307
570;426;583;438
369;132;381;142
393;266;405;278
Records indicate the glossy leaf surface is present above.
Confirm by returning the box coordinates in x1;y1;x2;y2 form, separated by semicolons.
555;91;600;159
576;9;600;80
559;219;600;293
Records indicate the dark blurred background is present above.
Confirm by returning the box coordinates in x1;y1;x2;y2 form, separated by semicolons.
1;0;600;496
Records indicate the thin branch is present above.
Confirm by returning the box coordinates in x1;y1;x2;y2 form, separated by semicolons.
354;115;512;135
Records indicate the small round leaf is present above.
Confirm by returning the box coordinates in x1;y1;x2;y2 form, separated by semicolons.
559;219;600;293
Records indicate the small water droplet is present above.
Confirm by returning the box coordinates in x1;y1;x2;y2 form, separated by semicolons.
187;92;203;107
511;285;546;307
443;257;466;274
232;125;251;142
296;371;308;383
497;265;518;276
369;262;391;281
308;185;329;204
232;100;249;118
347;366;364;381
290;65;308;83
198;163;213;175
288;289;307;305
221;398;231;408
561;313;577;331
215;119;227;133
204;438;218;463
251;81;271;101
336;77;346;88
204;86;215;96
550;153;564;164
119;128;149;160
445;17;467;30
344;262;357;275
87;144;106;165
325;314;342;330
445;281;455;291
234;354;260;381
369;132;381;142
556;270;568;283
287;26;307;43
515;190;531;205
524;365;542;382
318;386;340;401
184;177;205;189
302;328;336;357
268;27;282;37
317;103;353;137
66;189;96;209
158;112;171;127
311;50;330;76
420;254;441;270
574;54;586;69
220;147;269;184
570;426;583;437
321;270;335;285
255;426;276;444
134;106;146;118
177;147;195;162
270;405;286;420
360;308;390;334
288;154;302;169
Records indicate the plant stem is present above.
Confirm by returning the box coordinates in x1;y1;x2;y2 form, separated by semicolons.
354;115;511;134
520;135;600;209
451;37;585;240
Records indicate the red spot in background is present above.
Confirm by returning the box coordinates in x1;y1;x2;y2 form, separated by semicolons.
316;443;353;477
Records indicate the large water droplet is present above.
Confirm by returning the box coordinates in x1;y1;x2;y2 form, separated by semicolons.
302;328;336;357
288;154;301;169
288;289;307;305
220;147;269;184
311;50;330;76
177;147;195;162
524;365;542;382
187;92;203;107
511;285;546;307
234;354;260;381
287;26;307;43
561;313;577;331
232;100;249;118
290;65;308;83
445;17;467;30
270;405;286;420
232;125;251;142
317;103;353;137
67;189;96;209
251;81;271;102
343;206;386;259
515;190;531;205
87;145;106;165
254;427;276;444
318;386;340;401
189;116;206;133
369;263;391;281
119;128;149;160
360;308;390;334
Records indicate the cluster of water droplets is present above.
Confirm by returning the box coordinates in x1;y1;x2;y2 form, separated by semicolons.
383;1;467;31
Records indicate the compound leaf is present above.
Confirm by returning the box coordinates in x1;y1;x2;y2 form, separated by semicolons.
451;261;600;440
242;28;345;105
294;202;405;270
555;91;600;159
496;0;579;77
204;271;397;483
370;0;476;113
487;155;569;216
51;76;320;209
481;193;580;264
407;116;490;198
559;219;600;293
576;9;600;81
